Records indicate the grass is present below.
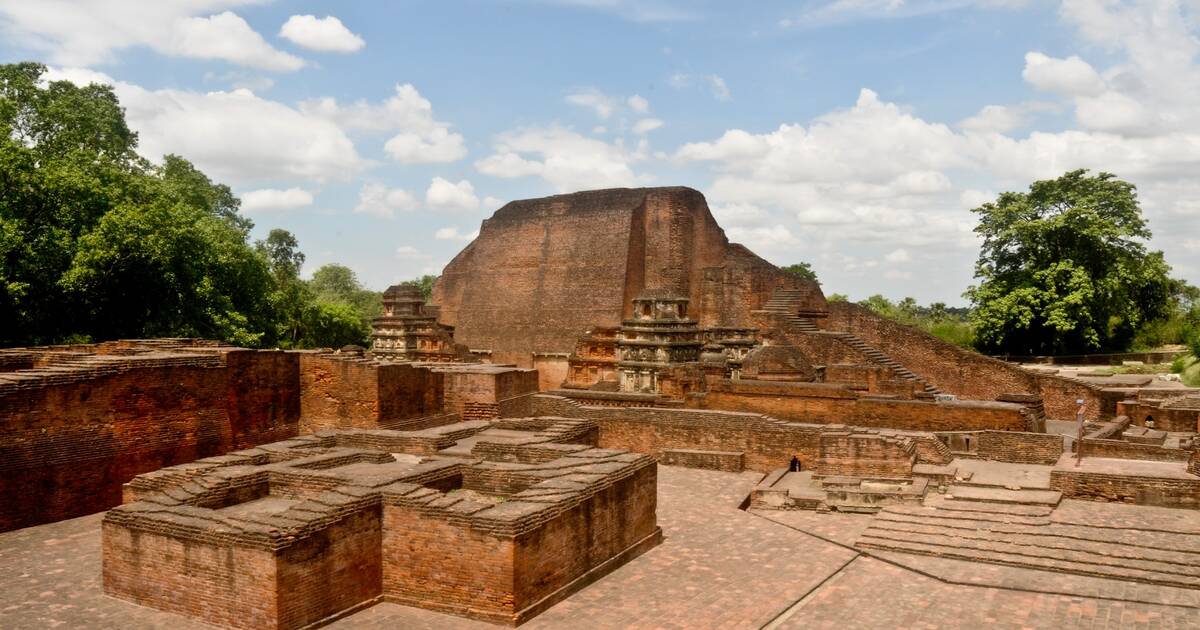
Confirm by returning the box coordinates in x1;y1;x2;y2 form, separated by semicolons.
1178;355;1200;387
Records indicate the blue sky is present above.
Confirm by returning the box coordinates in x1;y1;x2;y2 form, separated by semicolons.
2;0;1197;304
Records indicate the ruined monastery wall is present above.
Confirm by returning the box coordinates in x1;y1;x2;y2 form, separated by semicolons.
825;301;1106;420
298;354;444;432
0;350;302;531
694;379;1029;432
530;394;955;472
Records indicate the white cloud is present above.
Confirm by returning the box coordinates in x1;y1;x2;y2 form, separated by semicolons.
675;88;979;251
565;88;617;119
668;72;731;101
708;75;731;101
884;248;911;263
279;15;364;53
394;245;431;260
475;125;644;192
958;101;1060;134
204;70;274;92
782;0;1026;28
711;202;768;227
628;94;650;113
300;84;467;164
354;183;418;217
434;226;480;241
426;177;480;211
241;188;314;212
384;127;469;163
474;152;545;178
0;3;304;70
45;68;363;185
632;118;664;134
676;1;1200;300
532;0;697;22
1022;52;1105;97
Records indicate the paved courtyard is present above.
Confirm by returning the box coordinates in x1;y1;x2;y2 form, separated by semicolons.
1;466;1197;629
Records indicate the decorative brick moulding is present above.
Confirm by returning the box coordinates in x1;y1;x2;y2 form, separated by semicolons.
103;417;661;628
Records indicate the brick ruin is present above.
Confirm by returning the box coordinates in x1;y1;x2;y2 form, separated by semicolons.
370;283;471;362
3;185;1200;628
105;418;659;628
0;339;537;532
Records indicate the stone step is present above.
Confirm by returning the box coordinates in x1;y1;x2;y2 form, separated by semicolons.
872;512;1200;558
943;485;1062;506
856;535;1200;590
886;503;1052;525
865;521;1200;577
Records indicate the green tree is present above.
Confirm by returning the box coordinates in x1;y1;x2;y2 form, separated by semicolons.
299;301;369;349
411;274;438;302
256;229;309;346
0;62;145;344
782;262;819;284
310;263;382;334
0;63;282;347
965;170;1173;355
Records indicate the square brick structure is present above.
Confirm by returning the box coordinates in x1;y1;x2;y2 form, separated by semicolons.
102;417;660;628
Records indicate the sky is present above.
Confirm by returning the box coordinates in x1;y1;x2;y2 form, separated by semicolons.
1;0;1198;305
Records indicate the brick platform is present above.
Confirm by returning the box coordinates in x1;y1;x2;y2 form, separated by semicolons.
102;418;660;628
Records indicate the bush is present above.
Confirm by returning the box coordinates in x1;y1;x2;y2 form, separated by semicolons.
1171;355;1188;374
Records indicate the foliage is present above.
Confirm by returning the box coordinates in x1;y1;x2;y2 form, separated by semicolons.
855;294;976;349
309;263;381;338
826;293;848;303
1183;358;1200;388
781;262;818;284
410;274;439;301
1170;355;1187;374
299;301;369;349
965;169;1174;355
0;62;382;350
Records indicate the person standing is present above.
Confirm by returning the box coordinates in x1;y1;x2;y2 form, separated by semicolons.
1074;399;1086;467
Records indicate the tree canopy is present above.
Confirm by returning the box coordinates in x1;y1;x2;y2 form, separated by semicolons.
965;169;1174;355
0;62;383;349
781;262;818;284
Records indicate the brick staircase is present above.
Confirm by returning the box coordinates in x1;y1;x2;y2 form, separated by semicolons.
856;497;1200;589
763;288;942;395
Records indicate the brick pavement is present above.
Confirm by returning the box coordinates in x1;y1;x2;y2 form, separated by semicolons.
772;556;1198;630
1;466;1198;630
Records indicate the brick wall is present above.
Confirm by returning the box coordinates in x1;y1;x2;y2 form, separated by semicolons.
512;465;658;619
382;505;516;623
660;448;745;471
814;433;915;478
1190;450;1199;477
382;462;658;625
0;359;233;531
531;394;955;473
225;350;301;449
103;521;279;629
695;379;1029;432
1050;469;1200;509
972;430;1064;465
276;506;382;629
298;355;443;432
823;302;1108;421
437;366;539;421
1080;438;1193;463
